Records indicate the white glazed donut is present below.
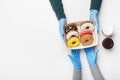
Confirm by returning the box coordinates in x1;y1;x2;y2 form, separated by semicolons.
66;31;79;40
102;26;113;37
81;23;94;31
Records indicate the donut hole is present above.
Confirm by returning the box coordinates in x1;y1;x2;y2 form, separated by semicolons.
71;35;76;37
72;41;76;44
86;26;90;29
85;39;89;43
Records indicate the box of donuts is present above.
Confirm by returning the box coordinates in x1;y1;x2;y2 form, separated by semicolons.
64;20;98;49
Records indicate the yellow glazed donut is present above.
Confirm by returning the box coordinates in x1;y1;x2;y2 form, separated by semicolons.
67;37;80;47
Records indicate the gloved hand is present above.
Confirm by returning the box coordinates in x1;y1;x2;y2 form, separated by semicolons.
89;10;99;32
68;49;81;70
59;18;67;39
84;47;99;67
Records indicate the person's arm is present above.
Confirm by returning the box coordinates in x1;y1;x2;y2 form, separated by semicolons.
49;0;67;39
90;64;105;80
89;0;102;32
73;69;82;80
49;2;82;80
49;0;66;20
84;48;105;80
68;49;82;80
90;0;102;11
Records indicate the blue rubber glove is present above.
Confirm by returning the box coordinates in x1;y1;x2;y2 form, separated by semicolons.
89;10;99;32
59;18;67;39
68;49;81;70
84;47;99;67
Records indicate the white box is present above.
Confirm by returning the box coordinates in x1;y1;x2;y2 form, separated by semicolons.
64;20;98;50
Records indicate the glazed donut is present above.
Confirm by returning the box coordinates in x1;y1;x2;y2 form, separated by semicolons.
64;23;77;33
66;31;79;40
80;29;93;37
67;37;80;47
80;34;93;46
80;23;94;31
65;26;77;33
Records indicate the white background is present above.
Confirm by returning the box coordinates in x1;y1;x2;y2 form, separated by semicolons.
0;0;120;80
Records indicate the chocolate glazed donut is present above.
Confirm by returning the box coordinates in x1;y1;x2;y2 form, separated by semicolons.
64;23;78;34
